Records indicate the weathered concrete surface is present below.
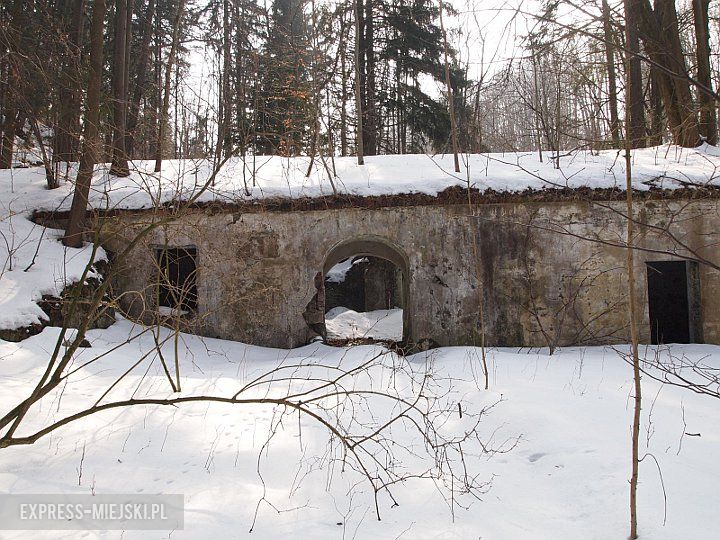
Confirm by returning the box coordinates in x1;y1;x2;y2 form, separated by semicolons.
363;258;403;311
99;197;720;349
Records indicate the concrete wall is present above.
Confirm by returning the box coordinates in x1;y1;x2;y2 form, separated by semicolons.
364;258;403;311
100;198;720;349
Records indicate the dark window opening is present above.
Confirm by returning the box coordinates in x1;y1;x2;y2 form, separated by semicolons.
646;260;701;345
156;247;198;313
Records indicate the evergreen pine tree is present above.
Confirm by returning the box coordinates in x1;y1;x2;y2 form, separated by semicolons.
256;0;311;155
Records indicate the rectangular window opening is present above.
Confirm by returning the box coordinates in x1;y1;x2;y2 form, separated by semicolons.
156;247;198;314
646;260;701;345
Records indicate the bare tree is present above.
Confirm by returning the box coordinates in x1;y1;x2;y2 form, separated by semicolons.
624;105;642;540
354;0;364;165
439;0;460;172
154;0;187;173
64;0;107;249
602;0;620;146
692;0;717;144
109;0;131;177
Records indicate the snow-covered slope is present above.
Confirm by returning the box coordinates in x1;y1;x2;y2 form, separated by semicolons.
0;173;104;331
1;321;718;538
5;144;720;215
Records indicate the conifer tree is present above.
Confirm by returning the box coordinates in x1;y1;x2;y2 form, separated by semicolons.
256;0;311;155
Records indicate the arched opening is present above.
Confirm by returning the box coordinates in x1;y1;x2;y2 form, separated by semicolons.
306;237;410;344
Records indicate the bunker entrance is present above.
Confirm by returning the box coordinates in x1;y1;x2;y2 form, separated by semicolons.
323;255;405;342
156;247;198;313
304;238;410;344
646;260;701;345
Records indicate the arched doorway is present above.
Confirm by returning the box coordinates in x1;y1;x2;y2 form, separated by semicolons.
307;237;410;344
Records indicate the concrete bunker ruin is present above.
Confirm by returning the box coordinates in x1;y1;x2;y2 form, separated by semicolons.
68;188;720;350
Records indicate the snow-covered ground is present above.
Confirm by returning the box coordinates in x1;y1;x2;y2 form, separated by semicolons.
1;149;720;537
2;145;719;216
1;321;719;538
325;306;403;341
0;175;104;330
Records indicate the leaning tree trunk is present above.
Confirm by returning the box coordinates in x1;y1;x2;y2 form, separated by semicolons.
64;0;106;248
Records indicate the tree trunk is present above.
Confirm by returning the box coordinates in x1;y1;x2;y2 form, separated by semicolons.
221;0;233;158
150;6;162;160
0;102;16;169
439;0;459;172
602;0;620;147
233;0;247;156
31;116;57;189
623;0;646;148
648;70;665;145
626;130;642;540
624;6;644;536
692;0;717;144
354;0;364;165
636;0;699;147
110;0;130;176
64;0;106;248
126;0;156;159
364;0;377;155
53;0;85;164
361;0;377;155
472;84;482;152
0;0;23;169
154;0;186;173
340;26;348;157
